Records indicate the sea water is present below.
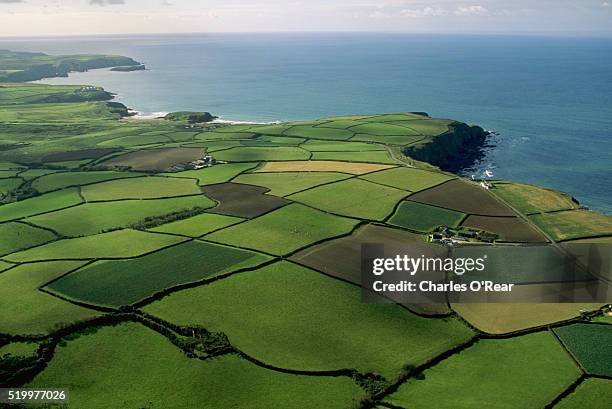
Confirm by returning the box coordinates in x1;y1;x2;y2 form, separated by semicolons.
1;33;610;213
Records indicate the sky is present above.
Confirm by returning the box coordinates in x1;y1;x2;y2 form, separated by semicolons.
0;0;611;37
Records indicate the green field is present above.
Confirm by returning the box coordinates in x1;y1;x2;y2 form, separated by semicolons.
162;162;258;185
205;203;358;255
360;166;455;191
553;323;612;376
2;76;611;405
301;139;384;151
555;378;612;409
0;341;39;358
311;150;398;164
31;171;142;193
388;200;465;232
145;261;474;379
384;332;580;409
149;213;243;237
530;210;612;241
0;221;57;256
348;122;421;136
283;125;354;140
0;187;82;222
5;229;184;262
46;240;271;307
28;323;363;409
213;146;310;162
288;178;407;220
26;195;213;237
232;171;350;196
81;176;201;201
0;177;22;196
0;260;100;336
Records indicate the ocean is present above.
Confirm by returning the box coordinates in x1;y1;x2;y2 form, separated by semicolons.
1;33;610;213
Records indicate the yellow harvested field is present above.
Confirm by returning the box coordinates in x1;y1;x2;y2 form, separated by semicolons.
452;303;603;334
255;160;396;175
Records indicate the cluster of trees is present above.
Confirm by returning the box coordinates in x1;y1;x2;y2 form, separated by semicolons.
130;206;209;230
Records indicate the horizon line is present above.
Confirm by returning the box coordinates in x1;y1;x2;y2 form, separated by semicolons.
1;30;612;41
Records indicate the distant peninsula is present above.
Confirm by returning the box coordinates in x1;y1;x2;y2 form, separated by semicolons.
0;49;141;82
110;64;146;72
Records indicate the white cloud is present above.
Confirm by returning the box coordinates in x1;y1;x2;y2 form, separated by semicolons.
454;5;488;16
400;6;448;18
602;1;610;7
90;0;126;6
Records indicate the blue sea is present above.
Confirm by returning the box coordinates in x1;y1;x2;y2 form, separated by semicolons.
1;33;610;213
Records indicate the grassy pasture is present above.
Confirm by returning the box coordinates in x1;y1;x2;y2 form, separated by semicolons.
351;133;425;146
554;323;612;376
149;213;242;237
452;303;602;334
348;122;420;136
27;195;213;237
213;146;310;162
0;341;38;358
0;177;22;196
163;162;258;185
145;261;474;379
301;139;384;151
46;240;270;307
0;187;82;222
194;131;256;140
409;179;516;217
46;159;94;169
98;133;171;147
245;124;293;135
0;170;19;178
32;170;141;193
241;135;305;146
100;147;204;171
555;378;612;409
358;113;429;121
0;260;14;272
461;215;547;243
389;119;452;136
206;203;358;255
233;171;351;196
16;169;59;180
81;176;201;201
42;147;118;163
28;323;363;409
359;166;454;191
189;140;244;151
0;101;118;122
384;332;581;409
0;221;56;256
288;178;407;220
0;260;99;336
493;182;577;214
284;125;354;140
5;229;184;262
389;200;465;232
593;313;612;324
311;150;398;164
530;210;612;241
202;182;290;218
314;119;363;129
165;131;199;142
255;160;395;174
